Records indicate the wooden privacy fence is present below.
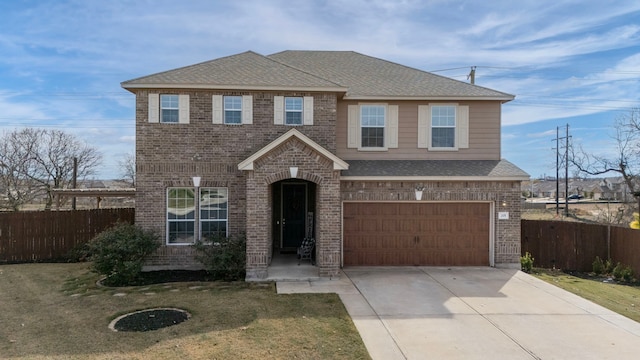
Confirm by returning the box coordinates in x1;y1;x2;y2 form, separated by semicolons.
0;208;134;263
522;220;640;275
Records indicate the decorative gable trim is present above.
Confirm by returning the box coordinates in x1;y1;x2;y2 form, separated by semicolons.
238;128;349;171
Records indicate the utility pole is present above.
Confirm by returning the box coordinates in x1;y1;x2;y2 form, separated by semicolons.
555;127;559;215
564;124;570;217
467;66;476;85
553;124;571;216
72;157;78;210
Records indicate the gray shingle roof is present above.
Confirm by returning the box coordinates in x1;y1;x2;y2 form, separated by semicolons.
341;160;529;179
269;51;514;100
121;51;344;90
122;50;514;100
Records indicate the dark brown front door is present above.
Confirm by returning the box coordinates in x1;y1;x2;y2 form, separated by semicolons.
281;183;307;248
343;202;490;266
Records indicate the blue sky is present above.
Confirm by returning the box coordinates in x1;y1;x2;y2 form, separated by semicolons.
1;0;639;179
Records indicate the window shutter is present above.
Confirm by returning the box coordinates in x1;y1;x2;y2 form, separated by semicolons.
417;105;429;148
242;95;253;124
457;105;469;149
178;94;189;124
347;105;359;148
387;105;399;148
303;96;313;125
273;96;284;125
148;93;159;123
212;95;223;124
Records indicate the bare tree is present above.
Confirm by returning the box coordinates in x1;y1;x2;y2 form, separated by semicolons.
0;128;102;210
118;151;136;187
571;108;640;214
0;130;39;210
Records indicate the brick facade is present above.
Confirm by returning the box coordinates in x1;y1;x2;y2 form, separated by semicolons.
244;137;342;279
134;87;522;275
134;89;340;272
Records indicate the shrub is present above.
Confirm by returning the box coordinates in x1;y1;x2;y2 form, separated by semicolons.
592;256;605;275
604;258;615;274
612;262;634;282
65;242;92;262
193;233;246;281
87;223;160;286
520;252;534;273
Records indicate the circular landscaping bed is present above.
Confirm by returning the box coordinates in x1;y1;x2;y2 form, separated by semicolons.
109;308;191;332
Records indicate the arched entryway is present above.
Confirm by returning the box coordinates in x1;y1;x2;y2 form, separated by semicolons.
238;129;348;280
272;179;317;253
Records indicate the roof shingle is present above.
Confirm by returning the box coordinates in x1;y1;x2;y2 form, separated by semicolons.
122;50;514;100
341;160;529;179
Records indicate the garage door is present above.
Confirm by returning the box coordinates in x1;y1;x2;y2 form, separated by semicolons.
343;202;490;266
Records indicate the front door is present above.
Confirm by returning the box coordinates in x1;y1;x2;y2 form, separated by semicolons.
281;183;307;248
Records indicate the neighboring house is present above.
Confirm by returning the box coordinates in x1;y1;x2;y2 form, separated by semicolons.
121;51;529;280
523;177;631;201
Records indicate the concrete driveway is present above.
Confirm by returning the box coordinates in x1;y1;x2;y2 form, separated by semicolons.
277;267;640;359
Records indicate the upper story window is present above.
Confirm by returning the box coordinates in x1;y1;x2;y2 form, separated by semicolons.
213;95;252;125
273;96;313;126
347;103;398;150
285;97;303;125
148;93;189;124
224;96;242;124
431;105;456;148
417;104;469;151
360;105;385;148
161;95;179;123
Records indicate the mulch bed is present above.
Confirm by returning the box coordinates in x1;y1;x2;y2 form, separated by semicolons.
135;270;214;285
111;308;191;332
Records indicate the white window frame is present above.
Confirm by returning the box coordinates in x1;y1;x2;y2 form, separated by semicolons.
430;105;456;149
166;187;196;245
418;104;469;151
274;96;313;125
360;104;387;150
284;97;303;125
149;94;189;124
223;96;242;124
199;187;229;240
213;95;252;125
160;94;179;123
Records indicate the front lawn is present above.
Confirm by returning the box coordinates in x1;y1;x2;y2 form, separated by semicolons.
0;263;370;359
532;268;640;323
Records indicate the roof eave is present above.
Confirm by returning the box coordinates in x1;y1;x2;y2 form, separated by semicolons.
339;175;530;181
343;95;515;101
120;83;349;93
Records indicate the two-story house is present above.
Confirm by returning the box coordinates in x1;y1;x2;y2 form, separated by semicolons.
121;51;529;280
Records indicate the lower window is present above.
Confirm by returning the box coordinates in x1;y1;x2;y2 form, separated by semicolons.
200;188;228;240
167;187;229;244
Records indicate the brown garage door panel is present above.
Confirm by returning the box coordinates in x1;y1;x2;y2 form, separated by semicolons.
343;203;490;266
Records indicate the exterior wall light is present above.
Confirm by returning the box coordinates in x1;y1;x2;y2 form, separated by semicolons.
415;186;425;201
290;166;298;178
192;176;201;187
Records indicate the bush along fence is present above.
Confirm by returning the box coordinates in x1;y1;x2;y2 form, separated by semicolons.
0;208;134;263
521;220;640;276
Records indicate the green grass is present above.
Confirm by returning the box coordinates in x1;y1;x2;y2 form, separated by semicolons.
532;268;640;323
0;263;370;359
